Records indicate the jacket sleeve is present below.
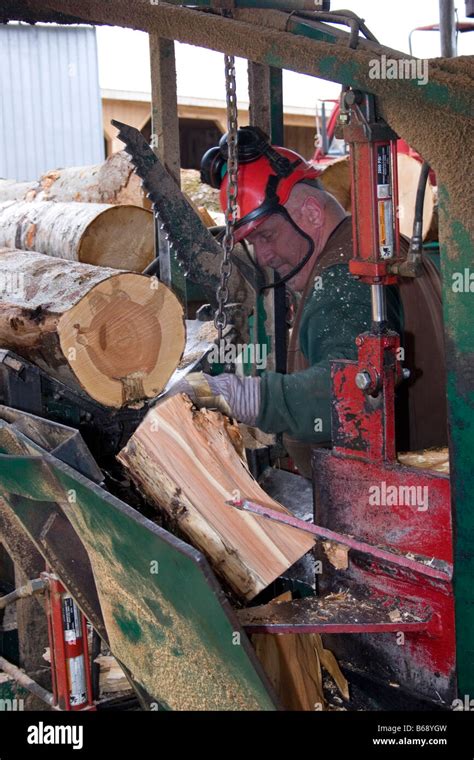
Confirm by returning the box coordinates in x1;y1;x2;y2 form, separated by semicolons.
256;265;401;442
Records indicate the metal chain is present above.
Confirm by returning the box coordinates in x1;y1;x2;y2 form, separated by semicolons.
214;54;239;341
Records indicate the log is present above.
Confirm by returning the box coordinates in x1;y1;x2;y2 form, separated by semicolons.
0;151;149;207
35;150;151;207
117;394;315;600
397;153;437;240
94;655;131;696
318;157;352;212
0;200;154;272
397;447;449;474
0;159;220;213
0;180;38;203
0;248;185;408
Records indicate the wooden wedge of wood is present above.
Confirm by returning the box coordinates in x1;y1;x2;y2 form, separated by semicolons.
117;394;314;600
252;591;349;711
0;200;154;272
0;248;185;407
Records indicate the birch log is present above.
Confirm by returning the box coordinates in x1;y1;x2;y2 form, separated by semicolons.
0;201;154;271
0;180;38;203
35;151;150;206
0;151;148;207
0;158;218;210
0;248;185;407
117;394;315;600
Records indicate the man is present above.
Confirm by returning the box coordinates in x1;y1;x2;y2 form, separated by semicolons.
173;127;446;477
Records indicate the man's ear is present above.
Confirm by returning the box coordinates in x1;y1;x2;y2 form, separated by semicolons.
301;196;324;229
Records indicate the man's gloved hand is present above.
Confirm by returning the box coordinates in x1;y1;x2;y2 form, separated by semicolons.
165;372;261;426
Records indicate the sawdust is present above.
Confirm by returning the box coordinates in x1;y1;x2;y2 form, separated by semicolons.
58;490;272;710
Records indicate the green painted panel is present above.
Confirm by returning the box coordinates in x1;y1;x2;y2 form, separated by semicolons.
438;184;474;696
0;450;277;711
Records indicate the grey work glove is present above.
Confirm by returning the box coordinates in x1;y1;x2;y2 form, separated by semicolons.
166;372;261;426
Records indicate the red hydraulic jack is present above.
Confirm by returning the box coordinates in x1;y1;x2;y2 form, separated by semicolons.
45;574;96;711
234;91;455;707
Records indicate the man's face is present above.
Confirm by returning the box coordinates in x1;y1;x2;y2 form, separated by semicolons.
245;212;311;290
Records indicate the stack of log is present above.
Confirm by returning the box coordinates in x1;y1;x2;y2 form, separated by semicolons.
0;152;221;216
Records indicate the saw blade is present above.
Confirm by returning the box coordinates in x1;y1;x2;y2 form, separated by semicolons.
112;120;224;281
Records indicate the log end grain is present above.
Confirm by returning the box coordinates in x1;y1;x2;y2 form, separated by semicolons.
79;204;154;271
58;273;185;407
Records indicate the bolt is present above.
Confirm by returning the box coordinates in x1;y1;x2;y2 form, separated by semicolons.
355;371;372;391
402;368;411;380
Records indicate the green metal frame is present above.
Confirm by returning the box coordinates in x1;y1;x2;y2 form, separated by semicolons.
0;427;279;710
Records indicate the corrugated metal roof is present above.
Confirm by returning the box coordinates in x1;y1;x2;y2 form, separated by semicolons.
0;23;104;181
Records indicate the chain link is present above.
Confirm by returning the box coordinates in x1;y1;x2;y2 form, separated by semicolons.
214;54;239;341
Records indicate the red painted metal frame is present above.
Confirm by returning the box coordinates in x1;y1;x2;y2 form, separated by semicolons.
46;575;95;711
312;450;455;701
331;331;403;461
314;266;455;700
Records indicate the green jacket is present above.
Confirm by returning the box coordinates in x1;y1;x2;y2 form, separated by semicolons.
256;263;402;443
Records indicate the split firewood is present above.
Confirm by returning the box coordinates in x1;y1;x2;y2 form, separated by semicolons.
117;394;314;600
397;447;449;473
0;248;185;408
251;591;349;711
0;200;154;272
94;655;131;695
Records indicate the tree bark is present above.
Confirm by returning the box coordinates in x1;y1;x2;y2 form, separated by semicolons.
117;394;314;600
0;200;154;272
0;248;185;408
0;151;149;207
0;180;38;203
35;150;150;207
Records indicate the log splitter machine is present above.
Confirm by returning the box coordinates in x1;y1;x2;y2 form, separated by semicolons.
236;88;454;708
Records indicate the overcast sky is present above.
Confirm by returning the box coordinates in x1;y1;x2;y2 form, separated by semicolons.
97;0;473;109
